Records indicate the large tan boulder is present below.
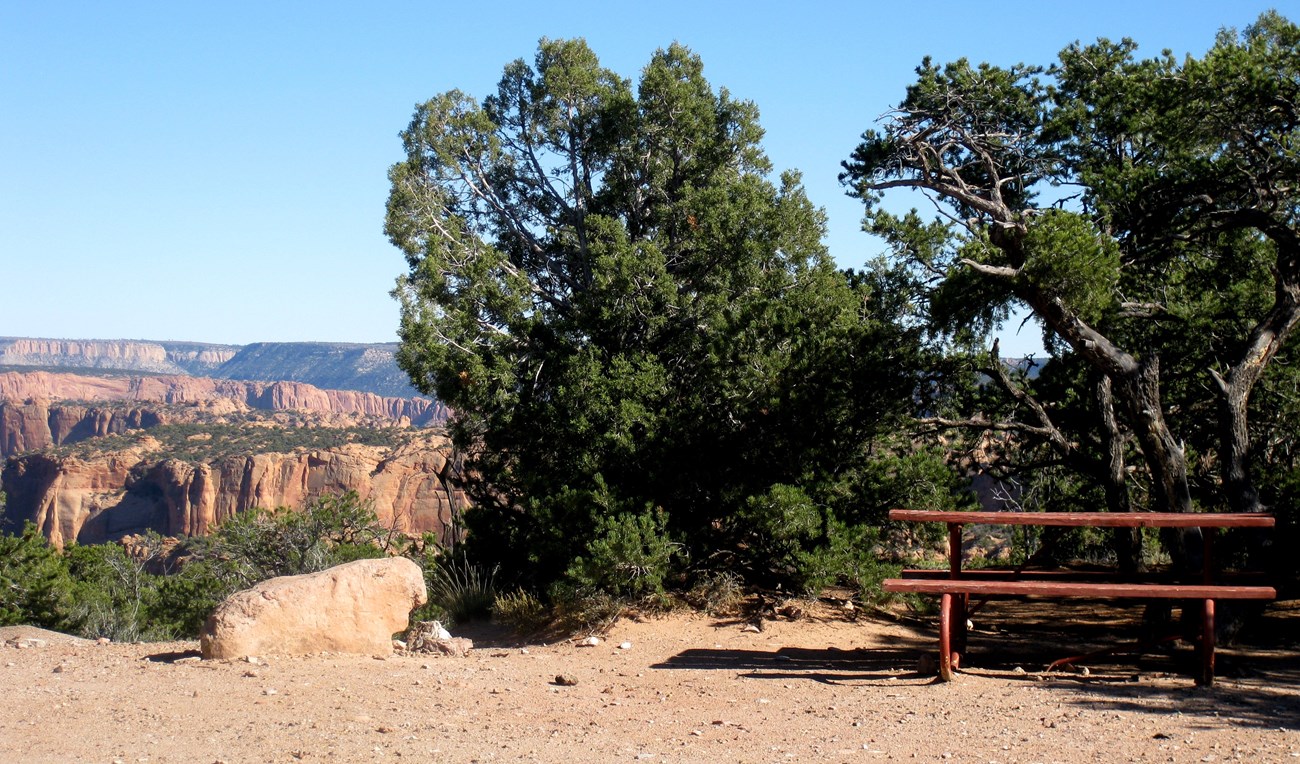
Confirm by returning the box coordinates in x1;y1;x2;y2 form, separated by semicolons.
199;557;427;659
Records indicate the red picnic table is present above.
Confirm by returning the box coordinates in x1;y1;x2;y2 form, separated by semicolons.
883;510;1277;685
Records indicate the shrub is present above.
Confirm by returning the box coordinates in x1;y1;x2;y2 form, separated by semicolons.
415;553;497;625
491;588;548;633
182;490;392;592
564;508;678;599
0;522;73;629
64;538;174;642
683;570;744;616
796;519;900;602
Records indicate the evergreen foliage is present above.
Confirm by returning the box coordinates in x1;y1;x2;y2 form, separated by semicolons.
842;12;1300;574
0;492;401;640
386;39;925;597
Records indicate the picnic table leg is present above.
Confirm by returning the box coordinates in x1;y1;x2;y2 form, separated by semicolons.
948;524;967;667
938;592;955;681
1198;528;1215;686
1199;598;1215;686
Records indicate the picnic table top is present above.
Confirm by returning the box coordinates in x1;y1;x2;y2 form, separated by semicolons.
889;509;1275;528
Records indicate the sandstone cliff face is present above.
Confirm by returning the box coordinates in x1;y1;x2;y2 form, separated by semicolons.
0;371;446;429
1;400;165;458
1;369;460;546
2;435;464;546
2;439;165;548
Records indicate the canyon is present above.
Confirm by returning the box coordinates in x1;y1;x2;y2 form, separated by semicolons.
0;336;425;397
0;338;463;547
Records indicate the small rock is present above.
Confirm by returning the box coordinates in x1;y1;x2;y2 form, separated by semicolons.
1012;666;1026;675
263;688;278;696
392;639;407;651
554;674;579;686
917;654;937;675
244;656;261;665
580;636;602;647
52;664;64;673
618;642;632;650
97;637;111;645
742;623;761;633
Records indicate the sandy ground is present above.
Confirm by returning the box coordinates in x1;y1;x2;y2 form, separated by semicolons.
2;599;1299;764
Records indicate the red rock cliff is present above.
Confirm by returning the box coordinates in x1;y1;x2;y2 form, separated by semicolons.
2;435;465;547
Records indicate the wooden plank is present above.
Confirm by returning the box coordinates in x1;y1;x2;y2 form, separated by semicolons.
889;509;1275;528
899;568;1271;584
881;578;1276;600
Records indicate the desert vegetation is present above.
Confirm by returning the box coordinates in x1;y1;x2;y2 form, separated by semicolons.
384;14;1300;628
3;13;1299;641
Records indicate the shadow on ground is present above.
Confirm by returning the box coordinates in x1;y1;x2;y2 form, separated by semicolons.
652;598;1300;728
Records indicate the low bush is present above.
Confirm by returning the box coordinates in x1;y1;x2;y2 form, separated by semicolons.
414;552;497;625
491;588;548;633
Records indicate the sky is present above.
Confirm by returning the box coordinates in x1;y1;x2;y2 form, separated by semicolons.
3;1;1295;357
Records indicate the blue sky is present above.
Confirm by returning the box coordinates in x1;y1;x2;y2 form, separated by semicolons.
3;1;1293;357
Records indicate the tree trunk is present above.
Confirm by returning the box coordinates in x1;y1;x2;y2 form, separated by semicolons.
1096;375;1142;573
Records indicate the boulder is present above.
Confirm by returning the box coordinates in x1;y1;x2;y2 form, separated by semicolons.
199;558;427;659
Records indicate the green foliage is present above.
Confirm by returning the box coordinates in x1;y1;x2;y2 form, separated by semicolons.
51;419;411;462
797;519;900;600
183;490;391;593
565;508;678;598
64;538;174;642
389;38;923;599
0;492;404;640
0;523;73;629
843;12;1300;580
414;552;497;625
491;588;548;633
1019;211;1121;324
730;484;823;586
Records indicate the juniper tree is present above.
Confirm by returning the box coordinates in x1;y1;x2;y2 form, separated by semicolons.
387;40;926;592
842;12;1300;570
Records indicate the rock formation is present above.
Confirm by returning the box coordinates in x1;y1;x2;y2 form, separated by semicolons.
0;336;423;397
0;366;462;548
2;434;465;547
199;557;428;659
0;371;446;432
1;399;166;458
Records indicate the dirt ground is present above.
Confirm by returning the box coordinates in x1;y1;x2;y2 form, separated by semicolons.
2;599;1299;764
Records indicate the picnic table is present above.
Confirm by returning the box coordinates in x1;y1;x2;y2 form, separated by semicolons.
883;510;1277;685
